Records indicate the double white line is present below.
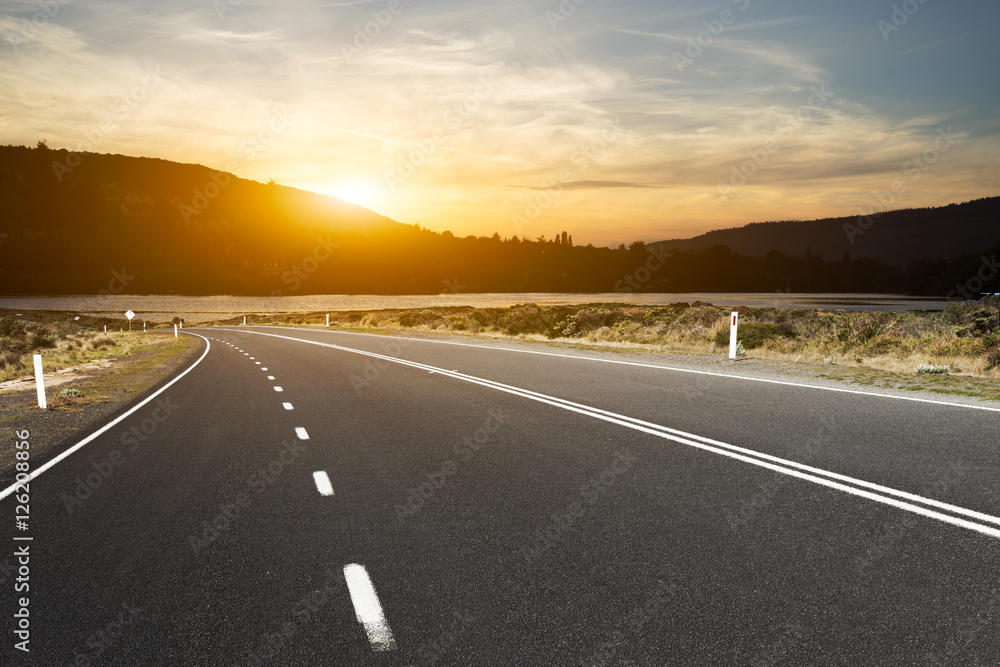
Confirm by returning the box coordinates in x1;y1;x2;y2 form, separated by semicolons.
222;329;1000;540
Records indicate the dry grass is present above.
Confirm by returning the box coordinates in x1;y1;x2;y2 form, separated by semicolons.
201;299;1000;380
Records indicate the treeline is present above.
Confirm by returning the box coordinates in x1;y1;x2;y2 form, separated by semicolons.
905;240;1000;298
0;144;994;296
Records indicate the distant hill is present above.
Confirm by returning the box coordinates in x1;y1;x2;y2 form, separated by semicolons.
0;144;403;294
0;144;995;296
650;198;1000;267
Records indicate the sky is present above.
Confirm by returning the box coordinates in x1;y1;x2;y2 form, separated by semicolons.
1;0;998;246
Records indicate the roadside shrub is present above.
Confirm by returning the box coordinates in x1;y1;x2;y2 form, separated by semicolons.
955;309;998;338
986;346;1000;370
58;388;84;397
498;304;548;336
0;350;23;370
85;334;116;350
863;333;906;356
28;329;56;349
927;337;983;358
943;302;982;326
679;305;726;327
715;322;797;349
396;310;440;327
916;363;950;375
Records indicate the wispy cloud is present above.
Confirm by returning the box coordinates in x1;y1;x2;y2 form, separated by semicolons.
0;0;996;246
896;28;988;56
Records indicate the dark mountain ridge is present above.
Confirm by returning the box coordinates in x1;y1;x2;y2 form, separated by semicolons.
0;144;995;297
650;197;1000;267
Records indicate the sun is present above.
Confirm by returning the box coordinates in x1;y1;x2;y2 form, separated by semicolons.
320;180;383;210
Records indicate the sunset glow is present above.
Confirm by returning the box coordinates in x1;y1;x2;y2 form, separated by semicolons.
1;1;997;245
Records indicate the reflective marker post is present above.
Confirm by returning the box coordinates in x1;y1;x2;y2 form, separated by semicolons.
728;312;738;360
34;354;46;409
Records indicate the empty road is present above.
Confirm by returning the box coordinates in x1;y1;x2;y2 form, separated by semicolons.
3;326;998;665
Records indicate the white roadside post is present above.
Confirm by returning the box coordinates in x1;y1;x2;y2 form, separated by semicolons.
326;314;330;327
104;325;107;333
143;322;146;332
243;315;247;326
728;312;739;360
33;354;46;409
174;323;178;337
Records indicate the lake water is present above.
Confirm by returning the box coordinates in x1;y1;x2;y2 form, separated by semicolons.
0;293;951;323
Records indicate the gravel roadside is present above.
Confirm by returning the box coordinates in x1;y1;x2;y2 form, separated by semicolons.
0;334;202;490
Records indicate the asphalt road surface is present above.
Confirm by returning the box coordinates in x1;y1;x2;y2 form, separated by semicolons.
3;326;998;665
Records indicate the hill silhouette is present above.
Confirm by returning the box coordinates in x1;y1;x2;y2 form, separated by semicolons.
650;198;1000;267
0;144;995;297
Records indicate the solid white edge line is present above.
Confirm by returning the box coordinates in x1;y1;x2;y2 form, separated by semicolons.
0;332;211;502
343;564;396;651
437;367;1000;528
254;325;1000;413
217;328;1000;540
295;427;309;440
313;470;334;496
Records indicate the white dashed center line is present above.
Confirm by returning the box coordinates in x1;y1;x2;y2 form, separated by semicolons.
313;471;334;496
267;376;275;380
295;427;309;440
282;402;294;410
343;564;396;652
273;386;283;392
255;362;261;365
